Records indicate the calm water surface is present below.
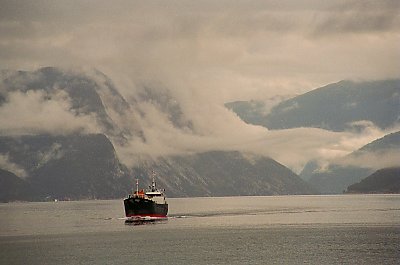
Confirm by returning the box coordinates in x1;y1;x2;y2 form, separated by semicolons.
0;195;399;264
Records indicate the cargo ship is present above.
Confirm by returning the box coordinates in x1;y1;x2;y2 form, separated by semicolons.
123;175;168;223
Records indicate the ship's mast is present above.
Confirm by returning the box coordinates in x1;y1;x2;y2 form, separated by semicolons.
136;178;139;195
151;170;156;192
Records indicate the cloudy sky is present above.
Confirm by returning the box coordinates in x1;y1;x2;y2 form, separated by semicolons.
0;0;399;171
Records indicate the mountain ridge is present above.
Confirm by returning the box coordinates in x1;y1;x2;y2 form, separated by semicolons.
346;167;400;194
227;79;400;131
302;131;400;194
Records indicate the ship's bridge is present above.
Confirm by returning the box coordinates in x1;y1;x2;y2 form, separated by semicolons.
145;191;166;204
146;192;163;196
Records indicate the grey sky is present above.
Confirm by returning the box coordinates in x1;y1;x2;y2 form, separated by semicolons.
1;0;399;99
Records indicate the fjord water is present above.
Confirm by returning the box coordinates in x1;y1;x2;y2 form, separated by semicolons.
1;195;399;264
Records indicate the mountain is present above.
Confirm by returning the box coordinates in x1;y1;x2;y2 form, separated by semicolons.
0;67;143;142
227;80;400;131
0;135;315;200
137;86;193;130
225;100;270;127
0;134;132;200
355;130;400;153
346;167;400;194
0;67;317;201
132;151;316;197
0;169;30;202
302;131;400;194
303;164;372;194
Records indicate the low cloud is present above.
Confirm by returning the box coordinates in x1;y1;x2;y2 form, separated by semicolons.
1;67;397;174
337;149;400;170
0;153;27;178
311;0;400;37
114;89;400;172
0;90;100;136
36;143;64;169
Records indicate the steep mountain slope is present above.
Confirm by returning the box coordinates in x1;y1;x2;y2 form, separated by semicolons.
225;100;270;127
0;169;31;202
302;131;400;194
0;67;142;142
132;151;316;197
0;134;132;200
346;167;400;194
227;80;400;131
0;135;316;201
137;86;193;130
356;130;400;153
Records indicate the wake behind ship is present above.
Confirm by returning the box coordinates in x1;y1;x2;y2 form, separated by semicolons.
123;176;168;223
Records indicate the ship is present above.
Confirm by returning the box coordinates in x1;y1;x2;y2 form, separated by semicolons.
123;174;168;223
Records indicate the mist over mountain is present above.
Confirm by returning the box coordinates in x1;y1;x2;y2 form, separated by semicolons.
0;67;143;143
302;131;400;194
2;67;399;199
137;86;193;131
224;96;289;127
0;67;316;201
227;80;400;132
227;80;400;194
